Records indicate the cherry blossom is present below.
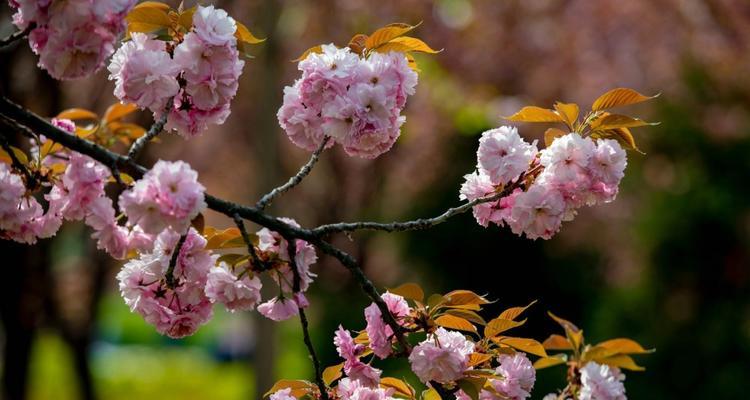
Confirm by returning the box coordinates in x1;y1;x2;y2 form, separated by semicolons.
116;228;215;338
108;32;181;111
364;292;411;359
10;0;136;80
578;362;627;400
119;160;206;235
278;45;418;158
477;126;537;185
204;262;263;312
408;327;475;384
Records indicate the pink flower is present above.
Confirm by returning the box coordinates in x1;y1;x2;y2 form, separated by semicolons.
278;46;417;159
108;32;181;111
578;362;626;400
269;388;296;400
10;0;134;80
477;126;537;185
587;139;627;186
10;0;51;30
164;97;232;139
508;184;565;240
52;152;110;221
116;228;215;338
173;33;244;110
540;133;595;182
257;218;317;293
191;5;237;47
257;295;304;322
460;171;505;227
119;160;206;234
484;353;536;400
205;262;263;312
277;84;328;151
364;292;411;359
334;326;382;387
408;327;474;384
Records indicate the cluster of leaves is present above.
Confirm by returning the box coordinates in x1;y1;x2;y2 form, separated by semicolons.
295;23;440;71
504;87;659;152
536;313;653;372
125;1;263;57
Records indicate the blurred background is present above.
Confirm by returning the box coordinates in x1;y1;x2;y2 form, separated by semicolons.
1;0;749;399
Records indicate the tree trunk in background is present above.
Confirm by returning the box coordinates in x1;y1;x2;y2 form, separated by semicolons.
252;1;283;398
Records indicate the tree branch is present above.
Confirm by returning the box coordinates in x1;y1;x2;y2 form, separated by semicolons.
256;136;330;210
286;238;329;400
231;213;266;271
165;233;188;289
0;24;34;48
126;99;173;161
312;190;512;236
310;239;412;354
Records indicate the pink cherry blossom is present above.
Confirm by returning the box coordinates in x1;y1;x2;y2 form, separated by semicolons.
334;326;382;387
364;292;411;359
108;32;181;111
477;126;537;185
191;5;237;47
508;184;566;240
269;388;296;400
484;353;536;400
205;262;263;312
11;0;136;80
119;160;206;234
579;362;627;400
173;32;244;110
588;139;627;186
116;228;215;338
540;133;596;182
257;295;305;322
279;45;418;159
408;327;474;384
257;218;317;293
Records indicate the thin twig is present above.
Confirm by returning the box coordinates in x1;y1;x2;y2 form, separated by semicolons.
311;239;412;354
126;98;173;160
312;189;511;236
0;24;34;48
286;238;329;400
232;213;266;271
165;234;188;289
256;136;330;210
0;122;36;187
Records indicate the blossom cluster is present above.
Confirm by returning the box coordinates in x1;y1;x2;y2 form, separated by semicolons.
9;0;136;80
278;44;418;159
278;291;542;400
1;119;148;257
117;217;319;337
108;5;245;138
461;126;627;239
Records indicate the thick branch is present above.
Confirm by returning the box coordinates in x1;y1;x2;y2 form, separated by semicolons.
312;190;510;236
256;136;330;210
0;24;33;48
126;100;173;161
